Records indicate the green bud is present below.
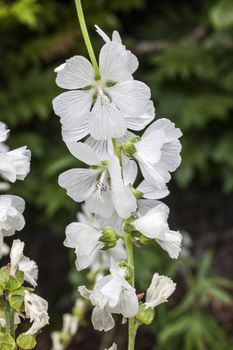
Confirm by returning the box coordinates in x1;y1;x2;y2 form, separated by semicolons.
6;271;24;292
130;187;143;200
140;234;153;245
9;288;25;313
16;333;36;350
0;333;16;350
101;160;109;167
123;220;135;234
99;227;117;249
136;304;155;325
122;136;140;157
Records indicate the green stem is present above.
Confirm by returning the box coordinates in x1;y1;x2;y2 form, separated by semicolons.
74;0;100;79
125;233;138;350
4;298;15;338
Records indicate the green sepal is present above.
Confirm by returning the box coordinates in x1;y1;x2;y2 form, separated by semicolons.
99;227;117;249
0;285;4;296
17;333;36;350
9;288;25;312
0;333;16;350
5;271;24;292
136;304;155;325
0;268;10;289
130;186;143;200
139;234;153;245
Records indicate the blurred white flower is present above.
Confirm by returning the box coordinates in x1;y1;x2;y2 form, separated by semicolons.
51;332;63;350
79;259;138;331
132;203;182;259
0;122;9;143
24;291;49;335
0;195;25;243
10;239;38;287
62;313;78;335
59;142;137;219
53;40;153;141
0;241;9;259
105;343;117;350
145;273;176;309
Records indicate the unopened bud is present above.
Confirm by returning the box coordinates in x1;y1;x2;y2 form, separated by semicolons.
99;227;117;249
122;137;140;157
136;304;155;325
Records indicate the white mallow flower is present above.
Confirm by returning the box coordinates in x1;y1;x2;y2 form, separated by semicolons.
0;195;25;242
10;239;38;287
51;332;63;350
79;259;138;332
145;273;176;309
132;203;182;259
64;219;125;271
53;39;154;141
58;142;137;219
63;314;78;335
126;118;182;189
0;242;9;259
24;291;49;335
0;146;31;183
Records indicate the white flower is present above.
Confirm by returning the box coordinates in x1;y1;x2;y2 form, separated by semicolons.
0;146;31;183
10;239;38;287
0;195;25;242
105;343;117;350
145;273;176;309
58;142;137;219
132;203;182;259
132;118;182;188
79;259;138;331
62;313;78;335
53;39;153;141
0;242;9;259
24;291;49;335
51;332;63;350
95;25;138;75
0;122;9;143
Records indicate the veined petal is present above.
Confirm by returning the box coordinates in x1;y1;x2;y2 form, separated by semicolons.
91;306;115;332
58;168;98;202
108;156;137;219
99;42;133;82
156;230;182;259
137;199;161;217
55;56;94;89
125;100;155;131
143;118;182;141
66;142;100;165
53;90;93;123
110;288;138;318
95;25;110;43
137;180;169;199
135;129;166;164
61;113;90;142
109;80;151;116
85;184;115;218
85;137;114;161
89;96;127;140
121;153;138;186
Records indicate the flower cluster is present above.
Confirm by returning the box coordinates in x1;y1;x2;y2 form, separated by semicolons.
0;123;49;350
54;22;182;348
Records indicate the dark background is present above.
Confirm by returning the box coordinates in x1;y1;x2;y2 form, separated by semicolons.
0;0;233;349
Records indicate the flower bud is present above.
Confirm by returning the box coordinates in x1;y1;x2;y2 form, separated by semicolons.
130;187;143;200
122;137;140;157
136;304;155;325
99;227;117;249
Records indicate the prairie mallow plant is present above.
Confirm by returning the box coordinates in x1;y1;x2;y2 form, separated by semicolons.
53;1;182;349
0;122;49;350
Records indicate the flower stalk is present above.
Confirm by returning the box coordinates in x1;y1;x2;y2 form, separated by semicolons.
74;0;100;79
4;297;15;338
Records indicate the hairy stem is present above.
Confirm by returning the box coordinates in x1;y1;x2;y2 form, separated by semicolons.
125;233;137;350
74;0;100;79
4;298;15;338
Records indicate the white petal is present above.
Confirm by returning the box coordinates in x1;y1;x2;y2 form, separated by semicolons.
159;140;182;172
108;156;137;218
135;130;165;164
85;137;114;161
10;239;24;275
66;142;100;165
95;25;110;43
109;80;151;116
99;42;132;82
18;256;38;287
156;230;182;259
137;180;169;199
125;100;155;131
91;306;115;332
86;190;115;218
6;146;31;180
61;113;90;142
111;289;138;318
58;168;98;202
0;154;16;182
121;153;138;186
132;204;169;239
0;122;9;143
55;56;94;89
53;90;93;123
89;96;127;140
145;273;176;309
144;118;182;141
137;199;161;217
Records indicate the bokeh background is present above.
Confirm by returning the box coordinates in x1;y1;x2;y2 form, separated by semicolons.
1;0;233;349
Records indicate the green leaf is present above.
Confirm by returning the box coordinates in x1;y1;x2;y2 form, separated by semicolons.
9;288;25;312
17;333;36;350
0;333;16;350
